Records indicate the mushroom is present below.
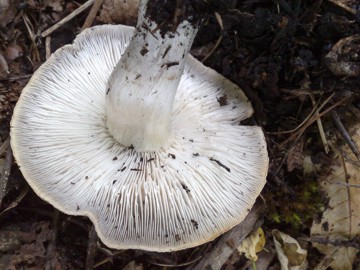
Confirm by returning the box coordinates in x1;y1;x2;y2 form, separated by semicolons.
10;0;268;251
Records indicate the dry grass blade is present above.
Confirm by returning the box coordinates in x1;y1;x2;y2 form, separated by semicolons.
22;13;40;63
267;97;321;135
310;94;329;153
279;93;348;149
93;251;123;268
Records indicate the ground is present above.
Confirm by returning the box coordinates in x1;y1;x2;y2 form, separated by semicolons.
0;0;360;269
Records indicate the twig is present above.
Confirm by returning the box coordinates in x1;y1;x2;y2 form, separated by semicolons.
45;209;60;270
0;142;13;207
310;94;329;153
279;88;323;96
337;144;354;237
0;74;32;82
332;111;360;161
275;93;346;174
331;182;360;188
189;205;263;270
301;236;360;249
41;0;96;37
0;186;29;217
22;13;40;63
279;94;349;149
22;13;37;42
86;225;98;270
94;257;113;268
202;12;223;63
93;250;123;268
267;94;322;135
82;0;104;31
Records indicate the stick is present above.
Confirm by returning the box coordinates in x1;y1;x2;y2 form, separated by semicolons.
41;0;96;37
332;111;360;161
82;0;104;30
189;205;263;270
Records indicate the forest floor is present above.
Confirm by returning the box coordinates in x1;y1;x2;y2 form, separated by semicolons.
0;0;360;269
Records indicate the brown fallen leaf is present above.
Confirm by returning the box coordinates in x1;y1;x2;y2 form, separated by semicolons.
273;229;308;270
98;0;138;25
310;123;360;269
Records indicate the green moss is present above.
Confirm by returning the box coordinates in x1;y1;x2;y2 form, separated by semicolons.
263;173;324;230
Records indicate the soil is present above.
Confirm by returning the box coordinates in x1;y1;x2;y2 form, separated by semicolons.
1;0;360;269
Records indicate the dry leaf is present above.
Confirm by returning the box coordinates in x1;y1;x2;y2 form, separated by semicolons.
273;229;308;270
98;0;138;25
311;123;360;270
237;228;266;261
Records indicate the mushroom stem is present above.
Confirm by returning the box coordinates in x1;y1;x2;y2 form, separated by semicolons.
106;0;198;152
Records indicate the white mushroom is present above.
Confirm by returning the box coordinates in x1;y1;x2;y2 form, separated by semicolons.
10;0;268;252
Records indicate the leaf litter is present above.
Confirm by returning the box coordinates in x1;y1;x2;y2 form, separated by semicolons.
1;0;360;269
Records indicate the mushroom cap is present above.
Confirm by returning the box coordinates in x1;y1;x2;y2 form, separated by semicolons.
10;25;268;252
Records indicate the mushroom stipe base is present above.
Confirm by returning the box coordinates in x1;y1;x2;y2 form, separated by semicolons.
11;25;268;252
